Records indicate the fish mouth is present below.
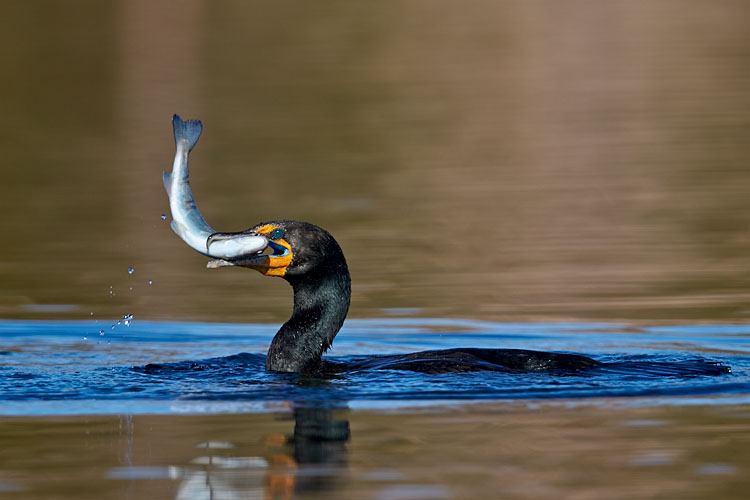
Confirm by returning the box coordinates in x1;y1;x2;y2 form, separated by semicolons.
206;232;292;276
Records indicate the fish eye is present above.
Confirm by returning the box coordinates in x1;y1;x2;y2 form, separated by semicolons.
270;228;284;240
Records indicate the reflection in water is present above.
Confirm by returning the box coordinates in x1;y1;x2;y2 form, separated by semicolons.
176;451;267;500
0;4;748;499
173;405;350;500
290;406;350;496
2;404;750;499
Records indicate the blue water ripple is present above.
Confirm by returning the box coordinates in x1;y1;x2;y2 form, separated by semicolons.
0;319;747;415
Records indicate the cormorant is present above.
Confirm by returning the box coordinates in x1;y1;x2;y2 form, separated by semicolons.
164;115;728;377
206;220;601;374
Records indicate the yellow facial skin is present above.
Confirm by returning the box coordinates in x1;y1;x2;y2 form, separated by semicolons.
245;224;293;277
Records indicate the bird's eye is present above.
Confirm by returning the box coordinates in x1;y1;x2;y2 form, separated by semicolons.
270;228;284;240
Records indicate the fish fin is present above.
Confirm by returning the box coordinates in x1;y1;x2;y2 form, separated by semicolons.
162;171;172;192
169;219;183;236
172;114;203;152
207;259;235;269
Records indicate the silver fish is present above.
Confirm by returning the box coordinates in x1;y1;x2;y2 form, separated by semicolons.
163;114;267;260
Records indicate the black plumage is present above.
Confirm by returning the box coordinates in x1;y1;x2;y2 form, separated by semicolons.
240;221;600;374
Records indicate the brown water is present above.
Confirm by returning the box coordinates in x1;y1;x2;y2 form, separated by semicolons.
1;1;749;323
2;403;750;499
2;1;750;499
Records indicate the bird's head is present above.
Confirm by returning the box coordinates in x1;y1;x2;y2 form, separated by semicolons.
206;220;346;282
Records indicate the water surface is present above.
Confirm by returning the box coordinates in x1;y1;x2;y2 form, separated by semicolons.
1;319;749;498
0;319;746;416
2;1;750;498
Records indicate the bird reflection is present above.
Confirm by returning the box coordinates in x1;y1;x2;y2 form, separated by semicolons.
174;404;350;500
283;405;350;497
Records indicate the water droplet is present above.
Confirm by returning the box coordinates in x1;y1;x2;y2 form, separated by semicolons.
111;324;116;330
160;214;167;220
129;287;133;292
90;312;94;316
127;267;135;275
99;330;104;336
83;336;88;340
147;280;153;285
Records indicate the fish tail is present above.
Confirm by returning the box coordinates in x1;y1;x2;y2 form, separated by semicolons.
162;171;172;192
172;114;203;151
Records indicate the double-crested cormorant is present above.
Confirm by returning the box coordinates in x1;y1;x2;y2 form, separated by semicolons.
164;115;736;376
206;220;601;374
207;221;352;372
163;114;602;374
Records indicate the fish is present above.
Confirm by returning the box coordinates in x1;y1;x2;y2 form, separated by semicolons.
163;114;268;260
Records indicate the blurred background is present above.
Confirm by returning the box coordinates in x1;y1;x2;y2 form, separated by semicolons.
1;0;749;324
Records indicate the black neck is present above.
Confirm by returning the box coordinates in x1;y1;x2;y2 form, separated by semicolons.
266;264;351;372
